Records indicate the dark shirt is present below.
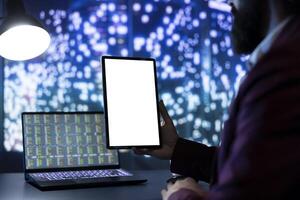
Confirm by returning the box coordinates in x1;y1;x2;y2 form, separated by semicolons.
169;16;300;199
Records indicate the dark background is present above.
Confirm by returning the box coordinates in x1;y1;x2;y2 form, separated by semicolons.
0;0;247;172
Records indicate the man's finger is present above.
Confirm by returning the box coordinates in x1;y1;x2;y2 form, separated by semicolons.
184;177;195;183
161;189;167;199
159;100;172;123
167;182;174;189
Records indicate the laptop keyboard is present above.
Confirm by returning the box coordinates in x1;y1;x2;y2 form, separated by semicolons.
31;169;133;181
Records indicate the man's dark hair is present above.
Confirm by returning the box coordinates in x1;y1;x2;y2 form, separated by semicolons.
286;0;300;14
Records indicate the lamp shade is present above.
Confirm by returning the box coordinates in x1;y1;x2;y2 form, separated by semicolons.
0;0;51;61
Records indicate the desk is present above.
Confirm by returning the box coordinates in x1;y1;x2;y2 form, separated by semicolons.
0;170;172;200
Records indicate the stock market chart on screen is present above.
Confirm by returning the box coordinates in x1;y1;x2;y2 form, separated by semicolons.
23;113;118;169
3;0;247;152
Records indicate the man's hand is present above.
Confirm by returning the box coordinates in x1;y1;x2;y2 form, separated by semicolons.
133;100;179;160
161;178;207;200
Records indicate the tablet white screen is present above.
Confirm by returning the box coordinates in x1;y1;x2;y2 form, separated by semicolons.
103;58;160;147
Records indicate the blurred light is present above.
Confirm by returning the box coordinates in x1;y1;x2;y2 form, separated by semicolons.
121;49;128;56
0;0;51;61
117;26;128;34
166;6;173;14
0;25;50;61
108;26;116;34
163;16;170;24
108;37;117;45
108;3;116;12
199;12;207;19
112;14;120;23
192;19;199;27
89;15;97;23
133;3;141;12
145;4;153;13
208;1;231;12
120;14;127;23
141;15;149;23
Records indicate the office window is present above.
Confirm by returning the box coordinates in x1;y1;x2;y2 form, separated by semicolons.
2;0;247;153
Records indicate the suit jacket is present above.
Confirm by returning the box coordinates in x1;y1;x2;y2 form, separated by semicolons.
169;16;300;199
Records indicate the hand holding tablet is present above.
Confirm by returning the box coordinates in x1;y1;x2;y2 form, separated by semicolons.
133;100;179;160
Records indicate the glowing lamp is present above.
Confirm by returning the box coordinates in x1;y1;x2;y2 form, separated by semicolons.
0;0;51;61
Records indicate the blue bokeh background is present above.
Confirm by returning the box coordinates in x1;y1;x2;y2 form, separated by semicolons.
3;0;248;153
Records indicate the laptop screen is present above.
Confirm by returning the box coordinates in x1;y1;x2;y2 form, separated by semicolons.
22;112;119;170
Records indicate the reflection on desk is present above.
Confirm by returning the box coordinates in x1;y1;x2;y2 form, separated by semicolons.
0;170;172;200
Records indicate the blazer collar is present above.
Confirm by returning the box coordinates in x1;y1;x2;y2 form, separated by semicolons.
248;16;293;70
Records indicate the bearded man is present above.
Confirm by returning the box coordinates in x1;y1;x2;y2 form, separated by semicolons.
135;0;300;199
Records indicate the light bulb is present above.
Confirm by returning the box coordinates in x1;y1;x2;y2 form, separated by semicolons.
0;25;51;61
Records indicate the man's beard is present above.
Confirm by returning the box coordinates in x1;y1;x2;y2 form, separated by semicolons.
231;3;267;55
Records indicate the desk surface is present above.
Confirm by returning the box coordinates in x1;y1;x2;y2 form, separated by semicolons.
0;170;172;200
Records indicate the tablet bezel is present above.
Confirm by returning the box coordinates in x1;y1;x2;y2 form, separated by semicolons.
102;55;162;149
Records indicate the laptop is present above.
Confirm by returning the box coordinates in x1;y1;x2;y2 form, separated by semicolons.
22;111;147;190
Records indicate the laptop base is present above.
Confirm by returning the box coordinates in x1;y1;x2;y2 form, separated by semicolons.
28;176;147;191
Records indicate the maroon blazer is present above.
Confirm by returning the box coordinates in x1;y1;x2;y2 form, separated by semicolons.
169;16;300;200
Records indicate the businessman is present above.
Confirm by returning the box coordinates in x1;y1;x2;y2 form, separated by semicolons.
135;0;300;199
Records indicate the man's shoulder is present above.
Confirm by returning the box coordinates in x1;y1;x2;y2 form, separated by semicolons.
237;25;300;106
272;15;300;50
250;15;300;75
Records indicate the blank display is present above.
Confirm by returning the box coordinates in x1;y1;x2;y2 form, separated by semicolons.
102;57;161;148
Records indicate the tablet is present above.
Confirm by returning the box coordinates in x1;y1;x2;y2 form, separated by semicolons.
102;56;161;149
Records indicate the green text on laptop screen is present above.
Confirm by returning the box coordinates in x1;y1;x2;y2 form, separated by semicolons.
23;113;119;169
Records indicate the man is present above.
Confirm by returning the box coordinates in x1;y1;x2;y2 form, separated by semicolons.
135;0;300;199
